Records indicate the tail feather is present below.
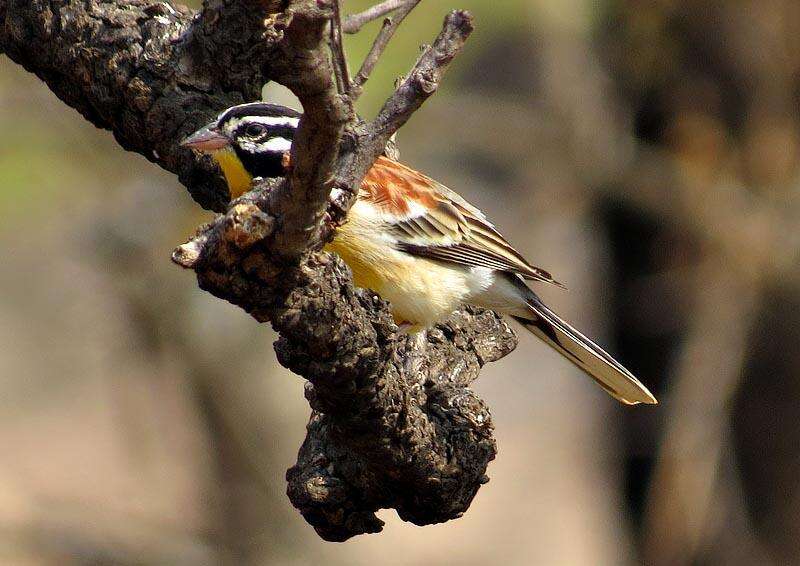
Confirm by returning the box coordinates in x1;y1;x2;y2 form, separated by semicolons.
513;297;657;405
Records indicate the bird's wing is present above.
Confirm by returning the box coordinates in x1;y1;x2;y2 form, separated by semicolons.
361;157;563;287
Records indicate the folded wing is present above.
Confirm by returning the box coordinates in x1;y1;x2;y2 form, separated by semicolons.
363;157;564;287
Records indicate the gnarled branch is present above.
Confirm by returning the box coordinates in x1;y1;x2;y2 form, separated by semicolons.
1;0;516;541
172;193;517;540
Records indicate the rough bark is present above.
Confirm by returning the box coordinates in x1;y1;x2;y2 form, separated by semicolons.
173;191;517;540
1;0;518;541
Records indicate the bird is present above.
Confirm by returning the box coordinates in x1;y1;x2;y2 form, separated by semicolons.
181;102;657;405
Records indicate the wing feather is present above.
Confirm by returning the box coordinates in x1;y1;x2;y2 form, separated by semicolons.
362;157;564;287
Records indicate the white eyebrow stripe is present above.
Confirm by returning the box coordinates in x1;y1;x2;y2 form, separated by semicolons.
238;136;292;153
244;116;300;128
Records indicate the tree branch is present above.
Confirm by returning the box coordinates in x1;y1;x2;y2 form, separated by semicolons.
328;10;475;228
330;0;351;94
2;0;511;541
172;194;517;540
367;11;473;160
343;0;414;33
349;0;422;99
1;0;284;211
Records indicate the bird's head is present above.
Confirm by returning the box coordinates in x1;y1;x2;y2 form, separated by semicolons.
181;102;301;198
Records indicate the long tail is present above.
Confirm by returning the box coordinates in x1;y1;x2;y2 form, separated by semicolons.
512;293;657;405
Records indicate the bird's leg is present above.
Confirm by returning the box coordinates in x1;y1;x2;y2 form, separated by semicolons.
402;327;428;378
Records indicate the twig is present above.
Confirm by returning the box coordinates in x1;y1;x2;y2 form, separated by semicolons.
326;10;474;231
261;3;352;259
342;0;410;33
330;23;345;93
367;10;474;156
330;0;351;94
349;0;422;99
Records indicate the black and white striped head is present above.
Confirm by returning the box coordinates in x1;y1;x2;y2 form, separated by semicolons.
182;102;301;197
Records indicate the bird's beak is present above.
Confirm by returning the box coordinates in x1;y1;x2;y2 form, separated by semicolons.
180;124;230;152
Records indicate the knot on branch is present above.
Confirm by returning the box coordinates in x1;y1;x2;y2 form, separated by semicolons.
173;186;518;541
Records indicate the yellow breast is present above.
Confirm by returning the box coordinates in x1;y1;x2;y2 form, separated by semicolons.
325;232;388;294
324;201;472;329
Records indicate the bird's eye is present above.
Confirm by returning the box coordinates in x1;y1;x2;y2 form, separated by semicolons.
245;124;266;137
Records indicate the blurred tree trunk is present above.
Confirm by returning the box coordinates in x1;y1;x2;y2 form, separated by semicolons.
601;1;800;563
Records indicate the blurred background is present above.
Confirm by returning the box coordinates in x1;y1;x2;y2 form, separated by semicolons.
1;0;798;564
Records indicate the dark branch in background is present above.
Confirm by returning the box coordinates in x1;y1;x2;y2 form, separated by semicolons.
1;0;509;541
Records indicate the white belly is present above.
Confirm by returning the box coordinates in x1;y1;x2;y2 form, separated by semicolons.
376;256;474;329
